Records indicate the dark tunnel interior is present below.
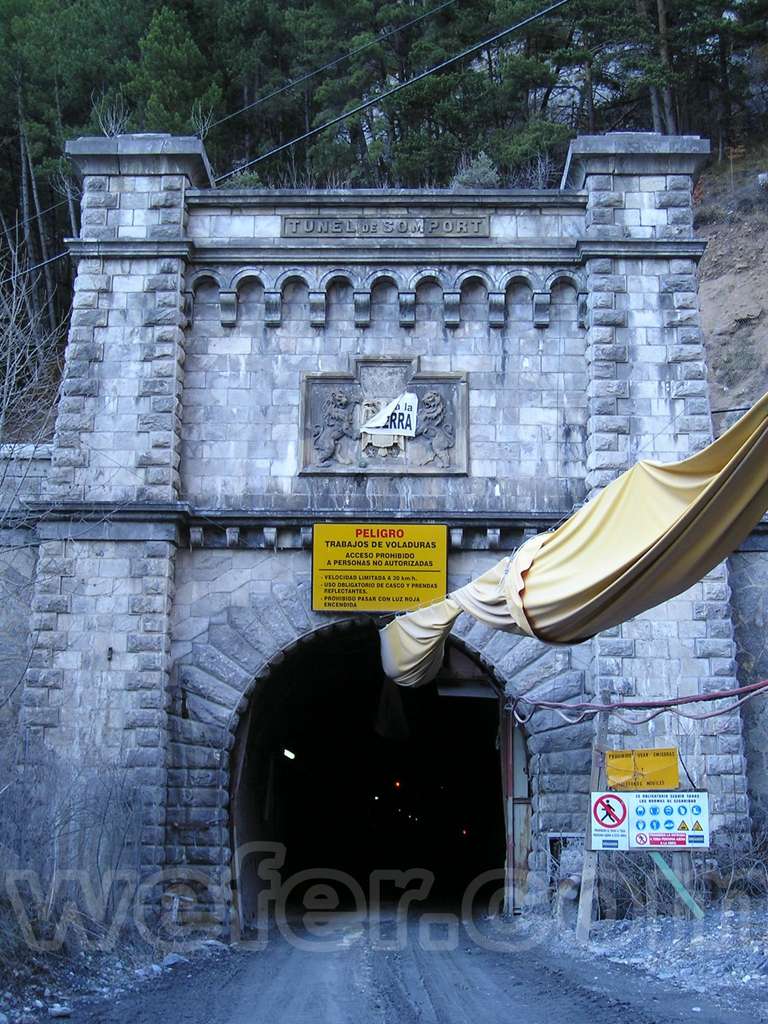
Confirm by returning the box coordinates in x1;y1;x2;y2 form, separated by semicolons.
231;621;506;918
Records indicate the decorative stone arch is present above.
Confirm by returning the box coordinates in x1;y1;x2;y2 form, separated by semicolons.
408;267;448;291
452;268;494;293
498;269;541;294
318;268;359;292
319;271;356;327
545;270;586;332
230;268;270;292
451;270;492;327
363;268;407;292
187;270;224;325
274;267;316;292
187;268;226;291
544;269;585;294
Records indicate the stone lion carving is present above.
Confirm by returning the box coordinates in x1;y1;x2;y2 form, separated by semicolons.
312;390;356;464
415;390;455;467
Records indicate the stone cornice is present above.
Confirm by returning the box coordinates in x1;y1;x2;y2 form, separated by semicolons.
578;239;708;259
24;502;565;552
21;501;768;530
562;133;710;189
65;235;707;266
20;501;765;532
24;501;562;529
66;135;214;187
19;501;768;553
0;442;52;460
186;188;589;210
186;238;707;266
66;239;192;260
188;241;584;265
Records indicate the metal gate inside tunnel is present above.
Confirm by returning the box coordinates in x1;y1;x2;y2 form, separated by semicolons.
229;621;530;932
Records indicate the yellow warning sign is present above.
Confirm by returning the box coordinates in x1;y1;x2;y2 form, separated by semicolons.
679;820;689;831
312;523;448;612
605;747;680;791
692;820;703;831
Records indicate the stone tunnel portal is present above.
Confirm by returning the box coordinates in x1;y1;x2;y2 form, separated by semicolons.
229;622;528;932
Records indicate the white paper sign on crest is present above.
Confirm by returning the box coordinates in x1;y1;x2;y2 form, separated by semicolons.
361;392;418;438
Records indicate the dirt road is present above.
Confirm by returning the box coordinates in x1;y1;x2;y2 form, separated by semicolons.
72;912;767;1024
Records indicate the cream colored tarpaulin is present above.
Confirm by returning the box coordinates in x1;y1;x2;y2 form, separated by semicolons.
380;392;768;688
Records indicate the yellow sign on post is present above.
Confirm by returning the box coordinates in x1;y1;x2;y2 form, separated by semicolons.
312;523;447;612
606;748;680;791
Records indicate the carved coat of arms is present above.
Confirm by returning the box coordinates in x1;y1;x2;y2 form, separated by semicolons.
301;359;467;475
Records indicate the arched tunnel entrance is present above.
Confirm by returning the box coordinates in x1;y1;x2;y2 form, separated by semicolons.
229;621;530;931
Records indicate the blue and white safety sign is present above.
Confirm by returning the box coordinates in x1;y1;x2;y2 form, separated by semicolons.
629;790;709;850
590;791;710;851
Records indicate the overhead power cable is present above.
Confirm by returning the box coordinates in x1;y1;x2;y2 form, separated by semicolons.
510;678;768;726
215;0;574;182
0;249;69;288
4;198;69;232
210;0;461;131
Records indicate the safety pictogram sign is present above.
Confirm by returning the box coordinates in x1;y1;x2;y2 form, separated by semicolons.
591;791;710;852
593;794;627;827
628;791;709;850
590;793;629;850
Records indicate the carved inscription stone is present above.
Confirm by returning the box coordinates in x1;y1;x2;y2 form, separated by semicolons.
301;358;467;475
283;215;490;238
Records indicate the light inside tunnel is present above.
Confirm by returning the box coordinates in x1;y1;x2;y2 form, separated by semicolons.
230;621;509;925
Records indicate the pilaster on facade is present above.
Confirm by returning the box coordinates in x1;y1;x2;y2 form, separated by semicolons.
564;134;749;837
564;133;710;492
50;135;213;506
22;137;213;882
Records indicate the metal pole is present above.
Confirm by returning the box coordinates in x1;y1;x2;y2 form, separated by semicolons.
500;700;516;915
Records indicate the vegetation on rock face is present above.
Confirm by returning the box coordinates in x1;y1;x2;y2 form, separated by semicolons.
696;142;768;420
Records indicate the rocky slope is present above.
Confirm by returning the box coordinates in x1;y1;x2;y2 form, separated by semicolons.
695;143;768;428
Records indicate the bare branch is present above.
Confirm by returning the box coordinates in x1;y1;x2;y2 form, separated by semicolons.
190;99;216;140
91;89;132;137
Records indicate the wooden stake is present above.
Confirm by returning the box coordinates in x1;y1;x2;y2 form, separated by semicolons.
575;691;610;943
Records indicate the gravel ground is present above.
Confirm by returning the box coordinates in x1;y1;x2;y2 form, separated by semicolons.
0;940;230;1023
567;906;768;998
3;910;766;1024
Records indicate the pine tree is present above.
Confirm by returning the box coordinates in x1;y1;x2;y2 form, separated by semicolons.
0;0;766;321
126;6;221;134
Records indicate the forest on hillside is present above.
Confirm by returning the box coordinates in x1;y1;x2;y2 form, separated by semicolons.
0;0;767;379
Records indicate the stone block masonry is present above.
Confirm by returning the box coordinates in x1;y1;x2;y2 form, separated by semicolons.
20;532;178;874
51;254;190;503
3;131;759;925
729;542;768;830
